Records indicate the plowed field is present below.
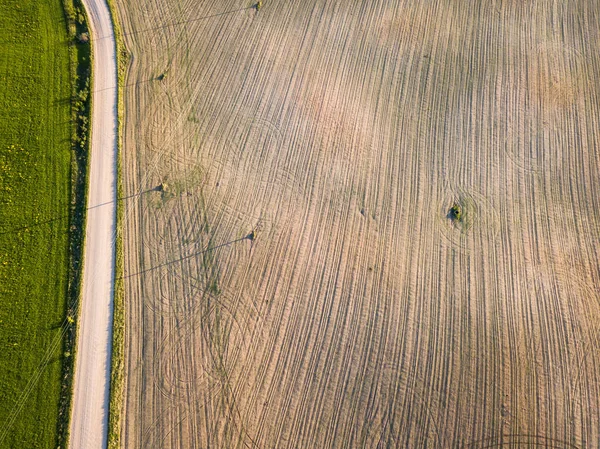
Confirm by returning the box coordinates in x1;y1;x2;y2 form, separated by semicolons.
116;1;600;447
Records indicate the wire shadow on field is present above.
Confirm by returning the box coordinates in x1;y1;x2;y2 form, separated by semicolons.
0;187;159;236
91;78;154;95
92;7;254;43
122;233;255;279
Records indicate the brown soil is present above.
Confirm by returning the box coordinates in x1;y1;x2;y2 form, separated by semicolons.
116;1;600;447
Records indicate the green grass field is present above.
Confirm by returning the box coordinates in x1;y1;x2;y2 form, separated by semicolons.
0;0;73;446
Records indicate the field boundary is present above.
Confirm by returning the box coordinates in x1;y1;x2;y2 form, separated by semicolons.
56;0;92;447
105;0;129;447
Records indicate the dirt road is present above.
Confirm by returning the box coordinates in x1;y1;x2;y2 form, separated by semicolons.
69;0;118;447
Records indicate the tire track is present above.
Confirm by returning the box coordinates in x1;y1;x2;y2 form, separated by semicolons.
116;0;600;447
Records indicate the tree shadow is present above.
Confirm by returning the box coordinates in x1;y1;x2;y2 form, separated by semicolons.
55;96;72;106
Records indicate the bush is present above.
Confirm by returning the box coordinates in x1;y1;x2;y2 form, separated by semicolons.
449;203;462;221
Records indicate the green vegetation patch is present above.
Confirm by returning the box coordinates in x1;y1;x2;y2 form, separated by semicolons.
106;0;128;447
0;0;88;447
449;203;462;221
447;195;477;232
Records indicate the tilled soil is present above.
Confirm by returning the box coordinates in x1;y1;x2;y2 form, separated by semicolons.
117;1;600;447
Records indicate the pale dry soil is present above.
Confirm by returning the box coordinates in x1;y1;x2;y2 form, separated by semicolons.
116;1;600;447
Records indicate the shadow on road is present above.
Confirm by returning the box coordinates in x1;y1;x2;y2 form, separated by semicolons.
0;187;159;236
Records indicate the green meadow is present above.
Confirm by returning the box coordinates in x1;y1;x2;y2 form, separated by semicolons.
0;0;75;446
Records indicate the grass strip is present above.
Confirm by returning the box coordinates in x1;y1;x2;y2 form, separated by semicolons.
105;1;129;447
0;0;89;447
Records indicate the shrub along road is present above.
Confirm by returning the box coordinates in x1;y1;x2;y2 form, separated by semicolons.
68;0;118;447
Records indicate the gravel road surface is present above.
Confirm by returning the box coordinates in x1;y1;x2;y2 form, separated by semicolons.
69;0;117;447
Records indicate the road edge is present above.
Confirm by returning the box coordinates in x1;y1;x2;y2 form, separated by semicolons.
68;0;118;445
105;0;128;447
